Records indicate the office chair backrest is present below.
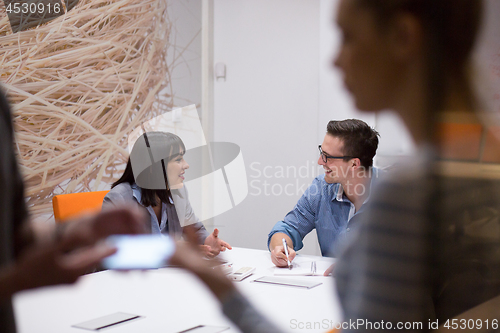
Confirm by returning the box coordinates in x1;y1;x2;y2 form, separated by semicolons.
52;191;109;223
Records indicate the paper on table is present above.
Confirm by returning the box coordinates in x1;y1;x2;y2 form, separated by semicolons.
253;276;322;289
274;258;334;276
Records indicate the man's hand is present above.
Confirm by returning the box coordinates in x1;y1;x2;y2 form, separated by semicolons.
270;244;296;267
204;228;232;258
269;233;296;267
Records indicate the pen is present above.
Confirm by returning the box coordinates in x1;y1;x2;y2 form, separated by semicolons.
282;238;292;268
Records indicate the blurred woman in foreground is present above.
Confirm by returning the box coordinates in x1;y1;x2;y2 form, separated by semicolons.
332;0;500;328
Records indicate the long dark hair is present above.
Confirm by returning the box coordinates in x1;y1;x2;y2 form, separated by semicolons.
112;131;186;207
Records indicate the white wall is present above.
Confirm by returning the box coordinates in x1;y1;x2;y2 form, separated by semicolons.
167;0;203;109
318;0;373;139
318;0;414;163
474;0;500;119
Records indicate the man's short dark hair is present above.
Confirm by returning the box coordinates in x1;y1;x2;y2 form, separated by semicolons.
326;119;379;168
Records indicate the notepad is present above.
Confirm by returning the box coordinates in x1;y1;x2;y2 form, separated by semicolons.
274;259;334;276
253;276;322;289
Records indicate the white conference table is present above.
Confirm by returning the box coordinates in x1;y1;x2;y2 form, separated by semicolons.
14;247;343;333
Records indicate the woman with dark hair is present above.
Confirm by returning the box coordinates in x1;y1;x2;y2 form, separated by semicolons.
103;131;231;256
169;0;500;332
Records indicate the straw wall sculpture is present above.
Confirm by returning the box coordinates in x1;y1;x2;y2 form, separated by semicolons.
0;0;172;217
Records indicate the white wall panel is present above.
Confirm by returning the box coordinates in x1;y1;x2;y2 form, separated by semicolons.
212;0;321;254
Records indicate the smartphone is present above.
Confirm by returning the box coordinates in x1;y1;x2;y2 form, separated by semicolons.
101;234;175;270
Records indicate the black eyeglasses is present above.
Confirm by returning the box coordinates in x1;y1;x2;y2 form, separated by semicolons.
318;145;356;163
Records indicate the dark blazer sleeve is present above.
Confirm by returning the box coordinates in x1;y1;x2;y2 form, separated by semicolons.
0;88;29;333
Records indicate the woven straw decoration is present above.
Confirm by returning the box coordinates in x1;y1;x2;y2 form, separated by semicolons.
0;0;172;217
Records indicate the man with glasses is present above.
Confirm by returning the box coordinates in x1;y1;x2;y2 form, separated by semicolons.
268;119;379;270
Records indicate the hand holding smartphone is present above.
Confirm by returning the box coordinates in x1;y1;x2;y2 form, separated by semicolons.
101;234;175;270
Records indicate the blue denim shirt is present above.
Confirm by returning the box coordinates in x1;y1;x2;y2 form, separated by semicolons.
268;171;378;257
131;184;172;234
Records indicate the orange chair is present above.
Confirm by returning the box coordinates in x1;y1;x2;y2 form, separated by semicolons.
52;191;109;223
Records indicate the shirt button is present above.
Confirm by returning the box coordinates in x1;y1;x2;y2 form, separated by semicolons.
347;228;351;232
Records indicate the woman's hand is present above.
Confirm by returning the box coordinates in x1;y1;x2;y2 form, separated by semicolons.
204;228;232;257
